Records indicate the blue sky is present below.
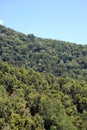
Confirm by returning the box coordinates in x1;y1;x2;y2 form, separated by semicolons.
0;0;87;44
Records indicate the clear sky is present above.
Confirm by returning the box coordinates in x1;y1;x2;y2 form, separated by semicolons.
0;0;87;44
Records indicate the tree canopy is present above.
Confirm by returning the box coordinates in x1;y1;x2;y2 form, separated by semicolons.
0;25;87;130
0;25;87;80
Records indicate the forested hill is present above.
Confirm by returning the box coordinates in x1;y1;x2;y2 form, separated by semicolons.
0;25;87;130
0;60;87;130
0;25;87;80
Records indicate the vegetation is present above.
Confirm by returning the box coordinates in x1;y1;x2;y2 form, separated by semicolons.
0;25;87;129
0;25;87;80
0;60;87;130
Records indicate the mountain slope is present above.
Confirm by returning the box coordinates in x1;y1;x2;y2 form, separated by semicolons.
0;25;87;129
0;25;87;80
0;60;87;130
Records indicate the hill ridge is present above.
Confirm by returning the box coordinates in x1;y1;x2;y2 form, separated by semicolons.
0;25;87;80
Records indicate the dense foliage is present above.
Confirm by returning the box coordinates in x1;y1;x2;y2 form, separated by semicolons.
0;25;87;80
0;60;87;130
0;25;87;130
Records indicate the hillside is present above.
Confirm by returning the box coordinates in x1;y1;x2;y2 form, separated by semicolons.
0;60;87;130
0;25;87;80
0;25;87;130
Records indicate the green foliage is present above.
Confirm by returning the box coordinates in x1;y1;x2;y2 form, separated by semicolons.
0;60;87;129
0;25;87;129
1;25;87;79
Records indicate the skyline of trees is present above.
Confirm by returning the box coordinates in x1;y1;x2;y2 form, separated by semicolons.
0;25;87;129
